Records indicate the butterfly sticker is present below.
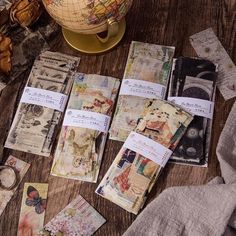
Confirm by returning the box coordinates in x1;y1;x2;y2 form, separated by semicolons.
25;186;47;214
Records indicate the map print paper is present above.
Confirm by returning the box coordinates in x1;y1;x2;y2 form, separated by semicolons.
5;51;79;156
96;99;193;214
42;194;106;236
190;28;236;100
109;41;175;142
51;73;120;182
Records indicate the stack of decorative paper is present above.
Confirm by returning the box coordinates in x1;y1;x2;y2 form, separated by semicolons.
96;99;193;214
4;51;79;156
109;41;175;142
168;57;217;166
51;73;120;183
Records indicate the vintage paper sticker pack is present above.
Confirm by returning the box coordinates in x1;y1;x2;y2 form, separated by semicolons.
0;155;30;216
190;28;236;100
18;183;48;236
96;99;193;214
168;57;217;166
41;195;106;236
51;73;120;183
109;41;175;142
5;51;79;157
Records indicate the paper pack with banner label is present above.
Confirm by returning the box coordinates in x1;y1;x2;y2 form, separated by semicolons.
167;57;217;166
41;194;106;236
109;41;175;142
96;99;193;214
17;183;48;236
0;155;30;216
4;51;79;157
51;73;120;183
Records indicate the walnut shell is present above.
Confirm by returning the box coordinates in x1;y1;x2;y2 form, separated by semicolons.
0;34;12;75
10;0;41;27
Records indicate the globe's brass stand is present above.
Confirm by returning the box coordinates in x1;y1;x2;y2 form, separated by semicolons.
62;18;126;54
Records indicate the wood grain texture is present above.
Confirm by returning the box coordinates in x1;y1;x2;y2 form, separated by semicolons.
0;0;236;235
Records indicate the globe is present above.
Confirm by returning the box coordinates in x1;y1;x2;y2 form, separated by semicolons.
42;0;133;53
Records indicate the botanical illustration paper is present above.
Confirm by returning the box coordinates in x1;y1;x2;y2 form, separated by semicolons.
5;51;79;156
42;195;106;236
109;41;175;142
51;73;120;182
18;183;48;236
0;155;30;216
96;99;193;214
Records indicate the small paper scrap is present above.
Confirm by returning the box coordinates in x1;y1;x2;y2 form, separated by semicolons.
0;155;30;216
18;183;48;236
190;28;236;100
42;194;106;236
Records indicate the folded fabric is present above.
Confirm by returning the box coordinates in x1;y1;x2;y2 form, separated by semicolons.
5;51;79;156
168;57;217;166
109;41;175;142
96;99;193;214
123;101;236;236
51;73;120;183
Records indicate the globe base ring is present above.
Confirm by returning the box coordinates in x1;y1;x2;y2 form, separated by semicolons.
62;18;126;54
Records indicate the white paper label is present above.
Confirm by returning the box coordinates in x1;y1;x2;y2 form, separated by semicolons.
63;109;111;133
123;131;172;167
119;79;166;99
168;97;214;119
20;87;68;112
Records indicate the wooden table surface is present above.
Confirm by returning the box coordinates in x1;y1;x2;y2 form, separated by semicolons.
1;0;236;235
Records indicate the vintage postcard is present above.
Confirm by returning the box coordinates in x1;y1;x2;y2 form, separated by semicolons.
42;195;106;236
51;73;120;182
109;41;175;142
18;183;48;236
0;156;30;216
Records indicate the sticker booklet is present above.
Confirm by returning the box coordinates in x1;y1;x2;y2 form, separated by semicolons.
5;51;80;157
51;73;120;183
96;99;193;214
109;41;175;142
18;183;48;236
42;195;106;236
168;57;217;166
0;156;30;216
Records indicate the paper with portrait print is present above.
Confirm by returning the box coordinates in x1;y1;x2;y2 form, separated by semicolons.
51;73;120;183
109;41;175;142
41;194;106;236
17;183;48;236
190;28;236;100
96;99;193;214
0;155;30;216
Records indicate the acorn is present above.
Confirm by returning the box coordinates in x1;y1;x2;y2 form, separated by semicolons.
10;0;41;27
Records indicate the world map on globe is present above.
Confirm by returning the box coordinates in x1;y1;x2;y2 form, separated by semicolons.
43;0;133;34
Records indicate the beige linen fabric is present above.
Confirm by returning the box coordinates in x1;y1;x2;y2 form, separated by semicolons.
124;101;236;236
